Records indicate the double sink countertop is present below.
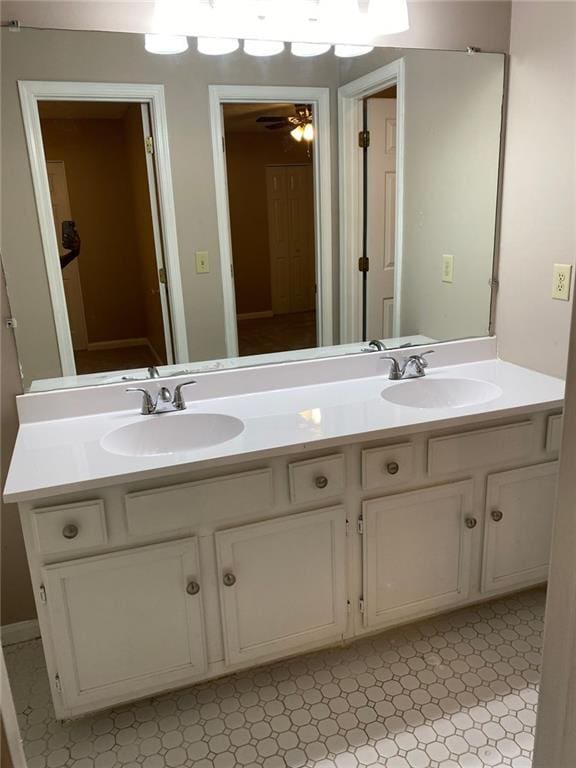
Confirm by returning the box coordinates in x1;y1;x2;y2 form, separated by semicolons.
4;356;564;503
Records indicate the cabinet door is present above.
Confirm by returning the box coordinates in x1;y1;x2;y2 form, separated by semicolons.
363;481;474;629
43;538;207;712
482;462;558;593
216;507;347;666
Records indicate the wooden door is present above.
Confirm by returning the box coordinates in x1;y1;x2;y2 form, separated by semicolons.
216;507;347;666
43;539;207;712
266;165;315;315
363;481;474;629
482;462;558;593
366;98;397;339
46;161;88;350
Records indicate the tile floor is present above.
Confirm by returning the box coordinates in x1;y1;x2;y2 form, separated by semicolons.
5;588;544;768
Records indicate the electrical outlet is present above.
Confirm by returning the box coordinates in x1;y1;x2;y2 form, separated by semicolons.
552;263;572;301
442;254;454;283
196;251;210;274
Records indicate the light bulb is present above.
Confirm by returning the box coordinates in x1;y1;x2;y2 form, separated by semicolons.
144;34;189;55
303;123;314;142
291;125;304;142
334;44;374;58
197;37;239;55
244;39;285;56
291;42;331;57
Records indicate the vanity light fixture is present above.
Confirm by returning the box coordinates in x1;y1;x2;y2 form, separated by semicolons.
334;43;374;57
197;36;239;54
291;41;331;57
144;33;189;54
244;39;285;56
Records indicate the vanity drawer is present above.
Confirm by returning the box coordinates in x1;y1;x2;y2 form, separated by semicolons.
124;469;273;537
428;421;535;477
288;455;345;504
546;414;563;453
32;500;107;556
362;443;415;491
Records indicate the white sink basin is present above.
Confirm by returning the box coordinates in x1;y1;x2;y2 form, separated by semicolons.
101;413;245;457
382;377;503;409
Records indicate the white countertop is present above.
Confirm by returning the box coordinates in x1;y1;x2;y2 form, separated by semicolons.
4;359;564;503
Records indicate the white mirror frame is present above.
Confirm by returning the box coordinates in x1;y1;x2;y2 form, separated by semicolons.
208;84;334;356
18;80;189;376
338;58;405;343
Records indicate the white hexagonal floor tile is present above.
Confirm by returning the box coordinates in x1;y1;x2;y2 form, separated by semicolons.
4;588;545;767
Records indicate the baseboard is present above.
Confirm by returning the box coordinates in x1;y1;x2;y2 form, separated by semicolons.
237;311;274;321
1;619;40;646
87;337;149;351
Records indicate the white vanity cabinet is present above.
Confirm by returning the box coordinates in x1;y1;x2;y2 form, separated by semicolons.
362;482;474;629
482;462;559;593
42;538;207;712
215;507;347;665
19;409;561;718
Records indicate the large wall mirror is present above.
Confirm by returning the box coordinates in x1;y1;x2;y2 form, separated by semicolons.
1;26;505;391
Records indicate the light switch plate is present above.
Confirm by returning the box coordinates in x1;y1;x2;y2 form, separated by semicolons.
552;263;572;301
196;251;210;274
442;254;454;283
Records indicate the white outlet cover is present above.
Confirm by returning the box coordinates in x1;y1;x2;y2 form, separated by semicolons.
552;263;572;301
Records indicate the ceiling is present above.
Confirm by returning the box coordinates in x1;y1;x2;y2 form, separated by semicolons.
223;103;305;134
38;101;132;120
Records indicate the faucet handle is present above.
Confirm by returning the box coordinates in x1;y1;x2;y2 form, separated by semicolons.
380;356;402;380
172;380;197;410
413;350;435;368
126;387;155;415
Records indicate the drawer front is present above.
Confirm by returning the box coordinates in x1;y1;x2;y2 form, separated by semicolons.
125;469;273;537
33;501;107;556
289;455;345;504
362;443;415;491
428;422;534;477
546;414;563;453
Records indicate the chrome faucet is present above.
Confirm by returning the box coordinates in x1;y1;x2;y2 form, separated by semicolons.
362;339;387;352
381;351;435;380
127;380;197;415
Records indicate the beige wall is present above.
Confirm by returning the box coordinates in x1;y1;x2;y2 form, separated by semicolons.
41;113;148;345
496;1;576;378
225;130;312;316
399;50;503;340
0;270;36;626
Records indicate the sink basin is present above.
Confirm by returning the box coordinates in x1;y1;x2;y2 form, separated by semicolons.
101;413;245;457
382;377;502;409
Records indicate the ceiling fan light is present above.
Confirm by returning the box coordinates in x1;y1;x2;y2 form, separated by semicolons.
244;39;285;57
334;44;374;58
144;34;189;55
290;125;304;142
291;42;331;57
197;36;239;55
303;123;314;142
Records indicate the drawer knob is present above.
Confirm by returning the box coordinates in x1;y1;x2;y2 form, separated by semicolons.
465;517;478;529
386;461;400;475
62;524;79;540
491;510;503;522
315;475;329;489
223;573;237;587
186;581;200;596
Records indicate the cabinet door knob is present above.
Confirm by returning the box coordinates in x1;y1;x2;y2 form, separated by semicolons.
186;581;200;596
314;475;329;489
465;517;478;529
223;573;237;587
491;510;503;522
62;524;79;540
386;461;400;475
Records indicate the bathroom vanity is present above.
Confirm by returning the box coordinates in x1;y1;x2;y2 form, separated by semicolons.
4;345;564;718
